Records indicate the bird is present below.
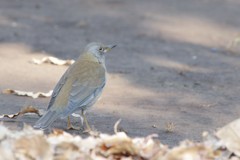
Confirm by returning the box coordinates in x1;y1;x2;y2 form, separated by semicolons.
34;42;116;131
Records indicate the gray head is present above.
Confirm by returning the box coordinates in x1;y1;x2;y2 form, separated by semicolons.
84;42;116;62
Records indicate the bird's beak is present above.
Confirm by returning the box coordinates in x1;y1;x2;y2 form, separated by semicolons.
109;44;117;49
104;44;117;53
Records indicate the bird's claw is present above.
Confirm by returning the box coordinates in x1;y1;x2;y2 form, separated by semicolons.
67;116;84;130
67;124;83;131
82;127;99;137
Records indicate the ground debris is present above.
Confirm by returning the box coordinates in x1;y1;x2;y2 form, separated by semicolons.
31;56;75;65
0;106;42;119
2;89;52;99
216;118;240;157
226;34;240;54
165;122;175;133
0;118;240;159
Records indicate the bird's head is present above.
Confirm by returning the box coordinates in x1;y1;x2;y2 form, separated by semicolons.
84;42;116;63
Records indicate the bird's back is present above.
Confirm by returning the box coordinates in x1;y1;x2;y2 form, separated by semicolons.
49;56;106;112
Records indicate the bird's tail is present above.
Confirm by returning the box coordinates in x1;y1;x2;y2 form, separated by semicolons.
33;110;58;130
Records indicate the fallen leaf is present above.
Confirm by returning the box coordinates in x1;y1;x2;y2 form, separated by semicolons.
152;124;157;128
163;141;218;160
14;134;52;160
2;89;53;99
216;118;240;157
114;119;122;134
226;34;240;54
98;132;138;158
165;122;175;133
20;106;41;116
0;106;41;119
31;56;75;65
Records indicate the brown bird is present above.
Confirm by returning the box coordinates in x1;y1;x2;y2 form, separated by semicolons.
34;42;116;131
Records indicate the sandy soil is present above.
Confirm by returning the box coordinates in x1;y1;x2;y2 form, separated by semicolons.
0;0;240;146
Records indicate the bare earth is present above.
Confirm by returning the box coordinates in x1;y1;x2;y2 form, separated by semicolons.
0;0;240;146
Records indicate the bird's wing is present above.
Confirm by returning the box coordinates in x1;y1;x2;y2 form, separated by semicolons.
47;67;70;110
63;81;105;115
62;65;106;116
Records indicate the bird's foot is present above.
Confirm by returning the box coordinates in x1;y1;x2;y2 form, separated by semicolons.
67;116;83;130
82;126;100;137
67;124;83;130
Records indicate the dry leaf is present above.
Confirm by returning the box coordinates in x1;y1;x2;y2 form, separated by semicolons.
31;56;75;65
133;134;166;159
0;106;41;119
98;132;138;157
96;132;165;159
114;119;122;134
226;35;240;54
19;106;41;116
14;134;52;160
216;118;240;157
163;141;219;160
165;122;175;133
99;132;137;157
2;89;53;99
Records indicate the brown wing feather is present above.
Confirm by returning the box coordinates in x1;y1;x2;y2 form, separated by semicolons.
48;60;106;113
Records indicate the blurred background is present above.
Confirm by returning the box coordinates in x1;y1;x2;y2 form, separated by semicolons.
0;0;240;146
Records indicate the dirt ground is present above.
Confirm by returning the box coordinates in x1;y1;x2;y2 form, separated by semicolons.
0;0;240;146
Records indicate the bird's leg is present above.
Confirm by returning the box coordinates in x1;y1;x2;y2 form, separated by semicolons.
82;110;100;136
67;116;82;130
67;116;72;129
82;112;92;132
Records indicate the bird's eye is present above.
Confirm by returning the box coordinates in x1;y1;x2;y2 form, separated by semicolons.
99;47;104;51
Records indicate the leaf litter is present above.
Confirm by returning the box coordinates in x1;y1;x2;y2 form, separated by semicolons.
0;106;42;119
31;56;75;65
2;89;53;99
0;116;239;159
